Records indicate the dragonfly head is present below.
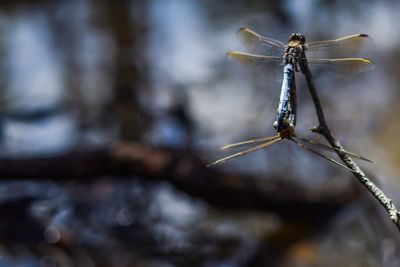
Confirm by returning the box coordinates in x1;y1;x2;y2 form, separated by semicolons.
273;120;295;138
278;124;295;139
289;33;306;46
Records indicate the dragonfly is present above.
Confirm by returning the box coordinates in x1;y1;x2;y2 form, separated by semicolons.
207;29;374;170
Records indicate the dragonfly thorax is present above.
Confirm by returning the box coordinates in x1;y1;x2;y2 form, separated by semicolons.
283;46;303;71
284;33;307;69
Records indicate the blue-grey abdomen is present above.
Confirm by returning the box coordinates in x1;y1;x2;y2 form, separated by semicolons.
275;64;294;131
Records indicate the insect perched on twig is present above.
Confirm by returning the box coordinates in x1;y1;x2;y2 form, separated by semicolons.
208;29;374;170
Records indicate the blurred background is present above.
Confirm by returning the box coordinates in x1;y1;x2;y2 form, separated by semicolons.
0;0;400;266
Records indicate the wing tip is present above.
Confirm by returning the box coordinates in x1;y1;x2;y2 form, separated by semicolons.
226;51;235;58
226;51;244;59
363;58;376;70
352;58;376;73
237;27;260;38
237;27;250;33
358;33;374;44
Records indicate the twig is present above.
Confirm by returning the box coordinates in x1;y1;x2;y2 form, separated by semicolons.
300;56;400;231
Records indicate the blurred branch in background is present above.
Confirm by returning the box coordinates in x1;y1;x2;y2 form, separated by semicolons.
0;142;360;220
103;0;150;141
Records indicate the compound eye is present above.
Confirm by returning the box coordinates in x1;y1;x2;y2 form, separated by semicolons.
289;33;306;44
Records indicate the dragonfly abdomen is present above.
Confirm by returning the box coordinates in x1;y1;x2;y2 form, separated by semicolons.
275;64;295;132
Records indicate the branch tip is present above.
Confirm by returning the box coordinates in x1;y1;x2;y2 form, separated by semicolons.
309;125;323;134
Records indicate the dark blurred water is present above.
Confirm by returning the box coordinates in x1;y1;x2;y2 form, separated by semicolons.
0;0;400;266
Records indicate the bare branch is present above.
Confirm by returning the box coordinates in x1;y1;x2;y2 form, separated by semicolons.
300;56;400;231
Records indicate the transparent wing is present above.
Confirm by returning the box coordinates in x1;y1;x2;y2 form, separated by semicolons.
290;137;356;173
294;135;372;162
306;33;372;58
220;135;280;150
237;28;286;56
306;58;375;75
207;136;281;167
227;51;283;74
